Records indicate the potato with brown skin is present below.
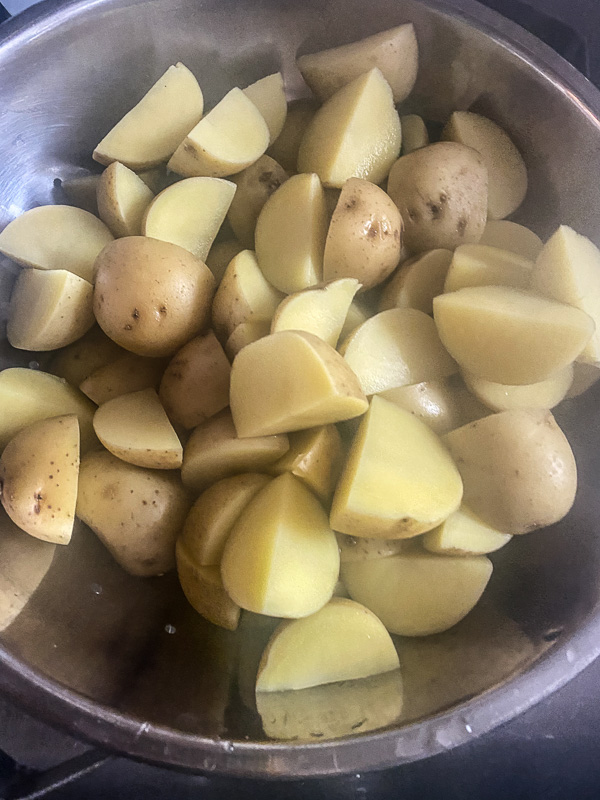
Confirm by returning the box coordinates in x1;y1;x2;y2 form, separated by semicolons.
49;326;125;388
227;155;289;249
323;179;403;291
79;353;168;405
93;236;215;357
387;142;488;254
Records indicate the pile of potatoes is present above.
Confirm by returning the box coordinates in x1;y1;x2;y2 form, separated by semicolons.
2;21;600;703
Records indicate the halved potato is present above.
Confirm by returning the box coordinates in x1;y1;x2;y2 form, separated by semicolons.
0;205;113;283
433;286;594;384
61;173;100;215
168;88;269;178
205;239;244;284
340;308;457;395
230;330;368;437
176;551;241;631
181;409;289;492
462;364;574;412
227;156;288;249
401;114;429;154
379;249;452;315
267;98;318;174
0;415;79;545
142;177;236;262
443;244;533;293
7;269;95;351
79;352;166;405
297;24;418;104
243;73;287;144
270;278;360;347
48;327;124;388
255;172;328;294
93;62;204;169
479;219;543;260
297;68;401;188
93;388;182;469
225;321;270;359
423;505;512;556
97;161;154;237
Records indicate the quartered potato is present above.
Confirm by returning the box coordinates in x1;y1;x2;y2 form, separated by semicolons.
79;352;167;405
423;506;512;556
479;219;543;260
379;249;452;315
267;98;318;173
443;244;533;293
243;73;287;144
462;364;574;412
227;156;288;249
176;552;241;631
48;326;124;387
225;320;270;360
96;161;154;237
401;114;429;154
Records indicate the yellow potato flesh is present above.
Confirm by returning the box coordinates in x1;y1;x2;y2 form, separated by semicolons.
221;473;340;618
340;308;457;395
225;321;270;360
79;353;167;405
270;278;360;347
0;205;113;282
479;219;543;261
230;330;368;437
338;299;369;341
531;225;600;364
256;597;399;691
267;98;318;174
463;364;574;412
433;286;594;384
342;551;493;636
401;114;429;154
227;156;289;249
0;415;79;545
181;409;289;493
297;68;402;188
93;62;204;169
176;549;241;631
8;269;95;351
254;172;328;294
92;388;182;469
168;88;269;178
142;177;236;262
330;396;463;538
97;161;154;237
423;506;512;556
379;249;452;315
243;73;287;144
443;244;533;293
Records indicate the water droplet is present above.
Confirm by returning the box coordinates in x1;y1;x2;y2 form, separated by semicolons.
165;624;176;634
465;724;473;734
355;773;361;780
91;583;103;595
28;360;40;370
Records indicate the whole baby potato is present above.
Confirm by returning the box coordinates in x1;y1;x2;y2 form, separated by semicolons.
93;236;215;357
387;142;488;254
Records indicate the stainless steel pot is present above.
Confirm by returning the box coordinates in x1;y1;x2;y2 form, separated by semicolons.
1;0;600;779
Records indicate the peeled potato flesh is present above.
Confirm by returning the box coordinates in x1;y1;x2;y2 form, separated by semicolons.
462;364;574;412
96;161;154;237
479;219;543;261
225;321;270;360
243;73;287;144
423;506;512;556
176;551;241;631
443;244;533;293
227;156;289;249
379;249;452;315
401;114;429;154
79;353;167;406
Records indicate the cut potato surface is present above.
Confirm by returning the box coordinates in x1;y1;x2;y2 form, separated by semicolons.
227;156;289;249
243;73;287;144
298;68;402;188
230;330;368;437
176;551;241;631
256;597;399;691
93;388;182;469
342;550;492;636
330;396;463;538
225;321;270;359
479;219;543;261
462;364;574;412
221;473;340;618
0;205;113;283
433;286;594;385
79;353;167;405
379;249;452;315
401;114;429;154
93;62;204;169
443;244;533;293
340;308;457;396
97;161;154;237
423;506;512;556
168;87;269;178
0;415;80;545
8;269;95;351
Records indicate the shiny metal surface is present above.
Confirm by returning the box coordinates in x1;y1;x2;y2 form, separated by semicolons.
1;0;600;778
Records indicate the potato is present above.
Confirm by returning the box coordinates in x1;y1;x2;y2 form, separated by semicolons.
443;244;533;293
230;330;368;437
387;142;488;254
93;236;215;357
48;327;124;388
433;286;594;384
254;172;328;294
176;552;241;631
322;179;403;290
243;73;287;144
7;269;95;351
76;450;191;576
330;396;463;538
205;239;244;284
531;225;600;364
340;308;457;395
0;205;113;282
336;533;406;563
479;219;543;260
221;473;340;618
0;415;79;544
92;388;182;469
444;409;577;534
267;98;318;173
227;156;289;248
297;24;418;104
159;332;230;428
0;368;96;452
96;161;154;237
256;597;399;691
179;473;271;566
401;114;429;155
339;299;369;341
181;409;289;493
225;321;270;359
93;62;204;169
61;173;100;215
423;506;512;556
462;364;574;412
79;352;167;405
442;111;527;220
342;550;492;636
269;424;344;503
297;68;401;188
212;250;284;342
168;88;269;178
379;249;452;315
142;177;235;263
270;278;360;347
